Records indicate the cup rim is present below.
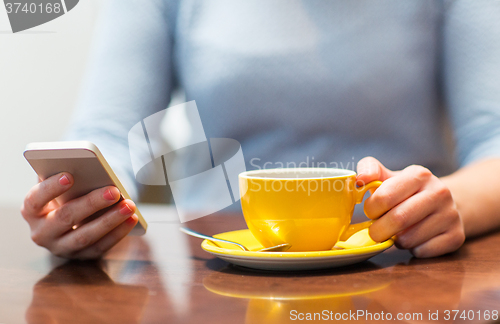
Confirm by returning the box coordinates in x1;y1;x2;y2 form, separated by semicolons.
239;167;357;180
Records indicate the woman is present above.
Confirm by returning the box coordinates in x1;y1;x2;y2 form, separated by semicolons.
21;0;500;259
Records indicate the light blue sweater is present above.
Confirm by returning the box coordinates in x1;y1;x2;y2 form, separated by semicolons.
66;0;500;209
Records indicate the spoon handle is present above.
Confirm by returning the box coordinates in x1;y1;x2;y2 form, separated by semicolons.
179;227;248;251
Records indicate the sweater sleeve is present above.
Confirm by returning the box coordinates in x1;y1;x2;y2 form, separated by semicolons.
443;0;500;167
64;0;177;200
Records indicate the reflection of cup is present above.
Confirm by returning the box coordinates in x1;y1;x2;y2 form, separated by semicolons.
203;269;392;324
239;168;381;252
246;297;354;324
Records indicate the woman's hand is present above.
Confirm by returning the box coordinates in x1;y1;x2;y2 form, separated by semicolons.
20;172;138;259
356;157;465;258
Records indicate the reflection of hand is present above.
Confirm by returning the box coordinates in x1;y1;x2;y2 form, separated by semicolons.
21;172;138;259
25;261;149;324
356;157;465;258
368;261;465;317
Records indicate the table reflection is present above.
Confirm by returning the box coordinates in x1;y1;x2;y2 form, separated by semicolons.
203;263;392;323
368;258;465;323
203;257;466;324
25;260;149;324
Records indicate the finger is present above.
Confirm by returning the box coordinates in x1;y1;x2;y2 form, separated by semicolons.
364;165;432;219
395;208;458;249
22;172;73;218
43;186;121;237
71;214;138;260
356;156;396;186
51;200;136;255
368;190;437;242
410;227;465;258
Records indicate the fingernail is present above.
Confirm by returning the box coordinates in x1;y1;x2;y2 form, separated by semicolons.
356;173;364;184
59;175;70;186
126;214;138;225
103;188;116;201
120;203;133;215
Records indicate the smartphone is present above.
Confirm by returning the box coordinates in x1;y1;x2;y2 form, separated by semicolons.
24;141;147;235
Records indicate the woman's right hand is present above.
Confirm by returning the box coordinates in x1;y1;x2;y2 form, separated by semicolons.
20;172;139;259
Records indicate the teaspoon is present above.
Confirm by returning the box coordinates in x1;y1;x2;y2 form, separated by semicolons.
179;227;291;252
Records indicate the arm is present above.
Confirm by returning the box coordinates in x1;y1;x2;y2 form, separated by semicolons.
21;0;177;258
441;0;500;237
356;0;500;258
65;0;177;200
441;159;500;238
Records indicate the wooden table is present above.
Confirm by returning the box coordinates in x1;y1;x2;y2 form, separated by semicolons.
1;204;500;323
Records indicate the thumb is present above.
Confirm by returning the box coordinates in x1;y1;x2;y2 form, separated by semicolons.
356;156;395;186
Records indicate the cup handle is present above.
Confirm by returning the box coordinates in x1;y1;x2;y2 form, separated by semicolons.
339;180;383;241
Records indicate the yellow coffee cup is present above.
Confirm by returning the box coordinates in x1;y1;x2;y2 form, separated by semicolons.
239;168;382;252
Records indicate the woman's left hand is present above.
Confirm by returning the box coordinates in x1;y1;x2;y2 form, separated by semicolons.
356;157;465;258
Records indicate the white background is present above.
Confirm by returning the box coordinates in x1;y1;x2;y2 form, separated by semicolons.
0;0;103;205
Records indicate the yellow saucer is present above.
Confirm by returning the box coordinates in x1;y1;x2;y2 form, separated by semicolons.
201;229;393;271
